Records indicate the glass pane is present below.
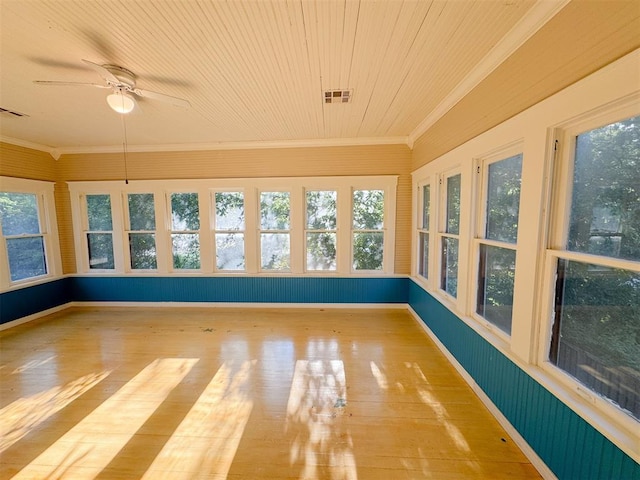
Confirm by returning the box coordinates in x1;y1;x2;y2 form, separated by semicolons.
353;232;383;270
128;193;155;231
87;233;114;269
86;195;112;231
129;233;157;269
568;115;640;261
261;192;290;230
172;233;200;269
552;259;640;420
446;175;461;235
0;192;40;236
216;233;245;270
477;245;515;335
171;193;199;231
353;190;384;229
306;190;337;229
486;154;522;243
306;232;337;271
6;237;46;281
441;237;458;297
418;232;429;278
215;192;244;230
261;233;290;270
422;185;430;230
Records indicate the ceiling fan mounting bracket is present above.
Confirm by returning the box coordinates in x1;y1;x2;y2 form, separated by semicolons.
103;64;136;89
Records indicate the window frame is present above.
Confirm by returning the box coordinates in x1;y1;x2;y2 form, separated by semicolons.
416;180;432;284
437;169;462;301
471;145;523;340
539;102;640;430
304;189;338;273
212;189;247;273
82;193;117;272
0;177;62;290
167;191;202;272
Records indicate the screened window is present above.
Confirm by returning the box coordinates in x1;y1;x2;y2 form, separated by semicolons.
127;193;157;270
0;192;47;281
352;189;384;271
170;193;200;270
85;194;114;270
306;190;337;271
214;192;245;271
440;174;460;297
418;184;430;279
550;114;640;420
260;191;290;271
476;154;522;335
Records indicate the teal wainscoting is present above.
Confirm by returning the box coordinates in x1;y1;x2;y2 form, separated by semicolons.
0;278;71;325
409;280;639;480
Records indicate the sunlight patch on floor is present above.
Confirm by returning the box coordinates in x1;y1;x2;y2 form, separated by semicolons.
11;358;197;480
0;369;111;453
141;360;255;479
286;360;357;480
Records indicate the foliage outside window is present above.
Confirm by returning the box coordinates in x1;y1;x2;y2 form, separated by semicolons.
418;184;430;279
306;190;337;271
550;114;640;420
170;193;200;269
85;194;115;270
352;190;384;271
127;193;157;270
260;191;290;271
214;192;245;271
476;154;522;335
0;192;47;281
440;174;460;297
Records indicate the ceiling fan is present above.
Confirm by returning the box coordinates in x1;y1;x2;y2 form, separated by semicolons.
34;59;191;114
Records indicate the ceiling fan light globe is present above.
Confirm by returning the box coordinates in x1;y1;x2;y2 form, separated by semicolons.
106;92;136;114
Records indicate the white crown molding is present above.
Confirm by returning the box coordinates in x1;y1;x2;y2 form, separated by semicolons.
407;0;570;149
0;135;58;159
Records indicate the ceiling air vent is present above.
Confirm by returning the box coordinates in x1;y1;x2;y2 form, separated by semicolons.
0;107;29;118
324;89;352;104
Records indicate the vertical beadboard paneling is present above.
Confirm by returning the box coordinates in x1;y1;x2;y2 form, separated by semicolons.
0;278;71;324
54;181;76;273
409;280;640;480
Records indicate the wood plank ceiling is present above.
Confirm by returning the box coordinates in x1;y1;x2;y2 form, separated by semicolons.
0;0;542;150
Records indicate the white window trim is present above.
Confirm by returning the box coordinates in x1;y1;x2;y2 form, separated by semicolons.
212;189;246;273
415;180;432;285
68;176;397;277
0;177;62;291
304;189;338;273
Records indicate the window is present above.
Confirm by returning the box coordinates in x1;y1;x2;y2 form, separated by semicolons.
475;153;522;335
352;189;384;271
439;173;460;297
549;114;639;420
306;190;337;271
170;193;200;270
0;192;47;281
85;194;115;270
418;184;430;279
126;193;157;270
260;191;290;271
214;191;245;271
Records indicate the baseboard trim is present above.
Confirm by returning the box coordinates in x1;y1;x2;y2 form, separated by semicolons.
407;306;556;480
0;303;72;331
67;301;407;309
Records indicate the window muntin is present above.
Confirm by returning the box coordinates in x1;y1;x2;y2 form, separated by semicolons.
127;193;157;270
0;192;47;281
440;174;460;297
214;191;245;271
85;194;115;270
352;189;384;271
306;190;337;271
170;193;200;270
260;191;290;271
549;114;640;421
476;153;522;335
418;184;430;279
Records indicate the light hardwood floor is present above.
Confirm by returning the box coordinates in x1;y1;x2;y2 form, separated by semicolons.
0;307;542;479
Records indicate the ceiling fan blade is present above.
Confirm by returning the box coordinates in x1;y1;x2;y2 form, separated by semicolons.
33;80;110;88
82;59;120;84
134;88;191;108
